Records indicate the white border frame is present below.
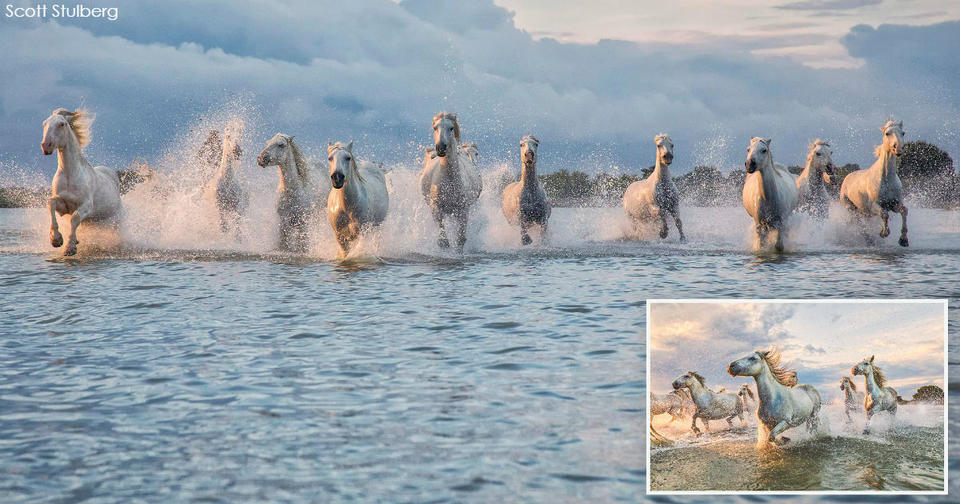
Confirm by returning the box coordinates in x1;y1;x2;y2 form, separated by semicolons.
645;298;949;495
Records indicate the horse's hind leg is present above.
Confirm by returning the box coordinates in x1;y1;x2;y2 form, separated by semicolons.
896;202;909;247
47;197;65;248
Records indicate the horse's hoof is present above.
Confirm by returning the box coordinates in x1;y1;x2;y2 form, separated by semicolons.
64;246;77;257
437;237;450;249
899;236;909;247
659;230;668;239
880;229;890;238
679;236;687;244
521;235;532;246
51;233;63;248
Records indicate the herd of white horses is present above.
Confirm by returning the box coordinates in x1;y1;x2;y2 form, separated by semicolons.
40;106;910;256
651;350;900;448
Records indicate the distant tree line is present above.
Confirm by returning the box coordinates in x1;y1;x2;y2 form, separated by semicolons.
896;384;944;405
536;140;958;208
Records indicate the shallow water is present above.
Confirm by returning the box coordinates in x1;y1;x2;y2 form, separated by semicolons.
1;200;958;502
650;403;945;491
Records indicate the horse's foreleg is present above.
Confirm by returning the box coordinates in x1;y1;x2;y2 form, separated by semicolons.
65;200;93;256
672;210;686;243
47;197;64;248
864;409;874;434
879;209;890;238
774;226;784;253
690;414;701;436
520;221;532;246
658;212;668;239
897;202;909;247
433;208;450;249
768;420;792;445
455;212;468;252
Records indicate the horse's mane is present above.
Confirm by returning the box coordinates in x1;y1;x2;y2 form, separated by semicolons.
757;349;797;387
687;371;707;387
843;376;857;391
285;135;310;184
521;135;539;146
871;364;887;388
52;108;93;148
655;133;672;145
432;112;461;141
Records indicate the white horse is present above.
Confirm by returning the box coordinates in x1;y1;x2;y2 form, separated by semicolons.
651;389;692;424
796;139;835;219
840;375;866;424
672;372;744;436
419;112;483;251
501;135;551;245
742;138;799;253
852;355;898;433
623;133;685;241
728;349;821;447
738;383;757;413
840;118;909;247
326;141;389;258
204;121;248;236
41;108;122;256
257;134;329;251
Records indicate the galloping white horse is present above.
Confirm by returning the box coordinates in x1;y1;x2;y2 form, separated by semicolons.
419;112;482;251
738;383;757;412
257;134;329;251
796;139;835;219
501;135;551;245
326;141;389;258
840;119;909;247
852;355;898;433
623;133;685;241
672;372;744;435
651;389;692;424
743;138;799;252
728;349;821;447
41;108;122;256
204;121;248;236
840;376;866;424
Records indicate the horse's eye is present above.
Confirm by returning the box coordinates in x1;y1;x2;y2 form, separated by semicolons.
816;152;821;156
345;156;351;162
328;156;333;162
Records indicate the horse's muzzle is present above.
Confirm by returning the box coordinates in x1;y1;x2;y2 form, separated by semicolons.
745;161;756;173
671;380;682;390
824;163;835;175
41;142;54;155
257;153;269;167
663;154;673;164
727;363;741;376
435;144;447;158
331;172;345;189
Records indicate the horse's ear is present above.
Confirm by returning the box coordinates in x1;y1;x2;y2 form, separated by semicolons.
327;142;334;154
869;355;874;362
346;140;354;153
764;138;772;146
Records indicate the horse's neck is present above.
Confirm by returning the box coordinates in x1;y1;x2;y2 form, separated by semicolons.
753;367;783;403
687;382;713;408
800;162;822;188
862;372;882;398
520;162;539;189
842;384;855;402
758;161;780;202
872;149;899;180
56;136;92;178
217;152;238;181
440;148;461;174
277;156;302;193
652;158;670;183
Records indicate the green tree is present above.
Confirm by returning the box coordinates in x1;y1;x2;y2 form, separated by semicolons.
912;385;944;404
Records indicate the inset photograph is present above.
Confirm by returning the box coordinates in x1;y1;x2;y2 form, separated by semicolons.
647;299;947;493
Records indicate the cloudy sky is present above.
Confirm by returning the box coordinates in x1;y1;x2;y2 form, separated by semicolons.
1;0;958;180
648;301;945;400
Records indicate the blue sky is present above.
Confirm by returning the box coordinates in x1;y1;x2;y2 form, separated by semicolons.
648;301;945;399
1;0;958;179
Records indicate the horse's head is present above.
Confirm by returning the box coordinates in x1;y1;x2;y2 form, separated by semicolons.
727;351;764;377
655;133;674;166
852;355;875;377
879;118;905;157
520;135;539;166
431;112;460;158
672;371;704;391
327;140;355;189
258;133;293;167
807;139;834;176
223;121;244;160
41;108;91;155
738;383;754;399
460;142;479;164
745;137;772;174
840;376;856;391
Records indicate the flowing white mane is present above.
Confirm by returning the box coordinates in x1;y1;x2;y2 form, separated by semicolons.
52;108;94;148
